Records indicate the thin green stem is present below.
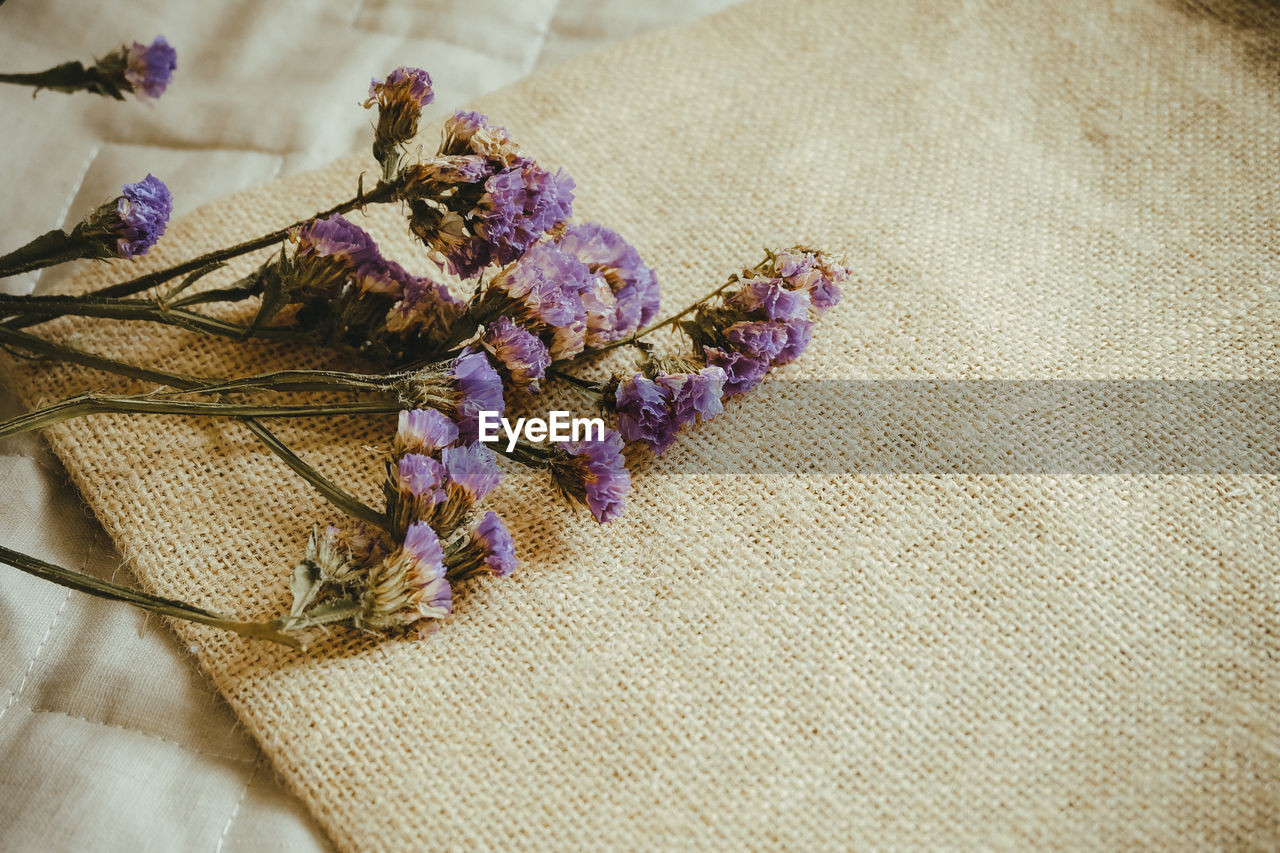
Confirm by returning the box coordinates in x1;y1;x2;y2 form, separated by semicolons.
0;294;308;342
0;543;300;647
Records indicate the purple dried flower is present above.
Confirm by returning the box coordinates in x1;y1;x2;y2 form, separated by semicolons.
554;430;631;523
364;67;434;172
773;250;847;317
656;366;726;428
110;174;172;259
397;453;448;504
439;110;519;165
481;242;594;360
724;320;788;361
728;278;809;323
400;521;452;619
556;223;660;341
449;347;505;442
446;511;517;580
366;66;433;109
124;37;177;100
703;346;771;398
483;315;551;390
615;373;679;455
774;317;814;364
474;160;575;269
396;409;458;457
442;443;502;503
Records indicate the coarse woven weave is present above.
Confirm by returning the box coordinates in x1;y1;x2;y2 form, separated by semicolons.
4;0;1279;848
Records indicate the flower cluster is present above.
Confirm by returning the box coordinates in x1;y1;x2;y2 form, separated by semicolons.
548;429;632;523
605;248;846;454
683;247;848;398
281;214;466;361
71;174;173;260
397;111;575;279
612;360;726;455
286;405;517;638
472;225;659;387
401;347;505;442
364;67;434;177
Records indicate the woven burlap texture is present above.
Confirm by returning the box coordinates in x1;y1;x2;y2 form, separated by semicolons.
4;0;1278;848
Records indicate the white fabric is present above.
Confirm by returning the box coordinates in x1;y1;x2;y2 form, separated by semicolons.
0;1;738;848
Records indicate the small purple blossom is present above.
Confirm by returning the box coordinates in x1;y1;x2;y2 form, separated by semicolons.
449;347;505;442
475;511;516;578
483;315;551;390
728;278;809;323
556;430;631;523
111;174;172;259
774;250;846;317
366;66;433;109
396;409;458;456
293;214;377;267
774;317;814;364
403;520;444;566
615;374;679;455
442;443;502;502
703;346;771;398
657;366;726;428
401;521;452;619
398;453;447;504
484;242;594;360
556;223;660;340
124;37;177;100
724;320;788;361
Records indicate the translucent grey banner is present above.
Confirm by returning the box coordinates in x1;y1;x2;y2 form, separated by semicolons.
665;381;1280;474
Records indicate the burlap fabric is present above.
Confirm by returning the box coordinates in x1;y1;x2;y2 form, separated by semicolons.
4;0;1278;848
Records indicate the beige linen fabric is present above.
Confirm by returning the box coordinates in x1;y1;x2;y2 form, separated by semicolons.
3;0;1278;849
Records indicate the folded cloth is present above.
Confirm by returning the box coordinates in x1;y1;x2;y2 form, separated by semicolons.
3;0;1277;849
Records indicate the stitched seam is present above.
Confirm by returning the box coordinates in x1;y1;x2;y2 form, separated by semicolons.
20;705;256;765
215;756;261;853
0;588;73;725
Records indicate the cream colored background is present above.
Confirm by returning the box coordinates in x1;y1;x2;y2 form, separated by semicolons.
2;0;1278;851
0;1;737;849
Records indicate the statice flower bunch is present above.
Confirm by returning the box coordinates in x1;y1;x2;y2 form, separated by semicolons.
0;60;849;650
283;407;516;638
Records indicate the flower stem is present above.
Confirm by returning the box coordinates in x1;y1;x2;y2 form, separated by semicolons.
0;394;401;440
0;325;390;528
0;228;89;278
0;543;300;648
0;293;310;342
0;62;123;99
87;180;399;301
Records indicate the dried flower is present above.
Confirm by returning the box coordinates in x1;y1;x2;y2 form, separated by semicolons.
702;346;771;398
556;223;660;344
447;347;505;442
474;241;593;360
122;37;177;100
67;174;174;261
657;366;726;428
767;249;848;317
615;373;679;455
432;443;502;530
364;67;434;175
395;408;459;457
398;111;575;279
362;521;452;629
551;430;631;523
445;511;517;580
389;452;448;535
482;315;551;390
